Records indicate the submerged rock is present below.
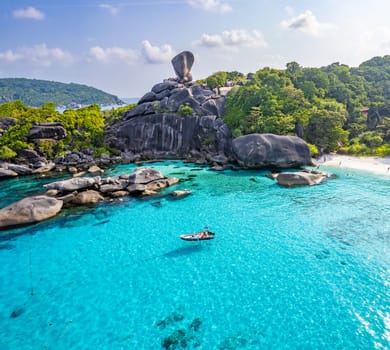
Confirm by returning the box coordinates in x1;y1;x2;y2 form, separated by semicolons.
0;195;63;229
10;307;25;318
170;189;191;198
71;190;104;205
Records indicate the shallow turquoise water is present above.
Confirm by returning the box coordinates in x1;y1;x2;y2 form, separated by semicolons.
0;162;389;349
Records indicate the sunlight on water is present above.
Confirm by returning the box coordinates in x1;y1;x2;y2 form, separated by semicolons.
0;161;389;349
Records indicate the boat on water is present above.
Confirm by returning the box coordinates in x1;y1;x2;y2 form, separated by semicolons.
180;230;215;241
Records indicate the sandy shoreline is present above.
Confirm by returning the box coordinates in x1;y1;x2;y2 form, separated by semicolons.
316;154;390;175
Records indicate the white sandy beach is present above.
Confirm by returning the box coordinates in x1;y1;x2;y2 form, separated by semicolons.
317;154;390;175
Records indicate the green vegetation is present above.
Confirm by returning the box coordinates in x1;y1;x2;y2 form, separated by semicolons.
215;56;390;156
198;71;246;90
0;101;136;160
177;104;194;117
0;78;123;107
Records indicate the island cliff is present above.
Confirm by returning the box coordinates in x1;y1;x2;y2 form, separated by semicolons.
0;51;312;177
106;51;312;169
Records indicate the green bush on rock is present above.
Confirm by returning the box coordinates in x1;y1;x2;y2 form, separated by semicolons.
177;104;193;117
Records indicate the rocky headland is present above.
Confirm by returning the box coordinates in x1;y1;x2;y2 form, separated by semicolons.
0;166;189;230
0;50;313;180
105;51;312;170
0;51;326;230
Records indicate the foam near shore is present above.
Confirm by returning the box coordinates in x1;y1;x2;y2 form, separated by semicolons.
318;154;390;175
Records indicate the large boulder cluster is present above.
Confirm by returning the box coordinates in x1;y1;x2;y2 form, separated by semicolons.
1;50;314;181
105;51;231;166
43;167;180;200
0;167;184;229
127;80;225;119
107;51;313;169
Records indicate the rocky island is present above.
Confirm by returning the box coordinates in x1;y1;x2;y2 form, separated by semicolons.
106;51;312;169
0;51;325;230
1;50;313;178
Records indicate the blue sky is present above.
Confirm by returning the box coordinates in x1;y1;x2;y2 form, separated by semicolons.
1;0;390;98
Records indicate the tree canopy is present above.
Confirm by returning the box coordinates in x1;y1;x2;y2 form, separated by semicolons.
218;56;390;155
0;78;123;107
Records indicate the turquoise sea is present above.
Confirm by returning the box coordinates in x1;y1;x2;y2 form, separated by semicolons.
0;161;389;349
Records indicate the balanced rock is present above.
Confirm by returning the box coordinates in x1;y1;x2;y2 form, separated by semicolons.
171;51;194;82
0;195;63;229
232;133;312;169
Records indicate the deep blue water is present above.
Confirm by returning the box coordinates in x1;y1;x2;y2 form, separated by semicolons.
0;162;389;349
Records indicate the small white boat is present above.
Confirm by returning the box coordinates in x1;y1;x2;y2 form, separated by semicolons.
180;231;215;241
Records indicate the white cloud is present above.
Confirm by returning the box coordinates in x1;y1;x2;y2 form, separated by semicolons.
187;0;232;14
356;26;390;60
0;44;73;66
280;10;335;36
89;46;138;64
199;29;267;49
99;4;119;16
13;7;45;20
141;40;175;64
0;50;22;62
200;34;224;48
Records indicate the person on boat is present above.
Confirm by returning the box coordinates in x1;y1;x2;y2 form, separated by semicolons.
199;231;208;238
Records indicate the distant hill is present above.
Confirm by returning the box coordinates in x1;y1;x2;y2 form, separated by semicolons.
0;78;123;107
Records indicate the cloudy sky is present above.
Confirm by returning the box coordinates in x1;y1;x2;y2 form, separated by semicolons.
1;0;390;98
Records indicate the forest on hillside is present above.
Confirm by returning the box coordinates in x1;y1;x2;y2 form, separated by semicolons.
0;78;123;107
1;55;390;161
201;55;390;156
0;101;134;160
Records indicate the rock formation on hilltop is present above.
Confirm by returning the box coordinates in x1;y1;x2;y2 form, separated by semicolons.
171;51;194;83
106;51;232;165
107;50;312;169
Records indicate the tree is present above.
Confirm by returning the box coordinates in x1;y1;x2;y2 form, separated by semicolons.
205;71;228;89
306;99;349;151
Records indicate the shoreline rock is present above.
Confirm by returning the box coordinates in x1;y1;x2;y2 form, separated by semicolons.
0;167;182;230
269;170;331;187
0;196;63;229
